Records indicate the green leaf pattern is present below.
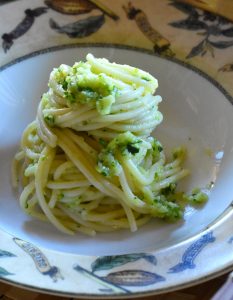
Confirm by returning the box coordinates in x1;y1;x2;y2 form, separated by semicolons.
0;249;15;277
91;253;157;273
0;266;13;277
170;0;233;58
0;249;16;258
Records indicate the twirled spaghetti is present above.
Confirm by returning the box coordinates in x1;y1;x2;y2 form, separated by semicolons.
13;54;206;236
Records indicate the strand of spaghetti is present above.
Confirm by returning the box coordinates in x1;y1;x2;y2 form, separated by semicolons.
14;150;25;161
36;118;54;147
43;107;72;116
140;187;154;205
24;163;38;177
81;209;126;222
151;169;189;191
11;158;20;188
126;108;157;123
111;95;150;113
127;120;160;132
54;129;113;196
77;191;104;201
58;197;80;204
60;222;79;232
55;129;137;231
164;158;183;170
87;129;119;139
62;187;88;197
75;226;96;237
148;153;165;170
105;215;151;228
104;76;133;90
92;100;154;123
37;102;57;147
35;145;74;234
19;181;35;211
62;174;87;181
113;86;145;104
78;199;101;210
49;75;66;98
142;152;152;170
50;160;67;173
108;119;161;132
103;218;132;228
55;105;92;125
52;208;76;218
27;194;38;208
139;132;151;138
48;189;58;208
26;210;48;221
70;122;111;132
87;54;156;91
93;204;120;213
53;161;75;180
20;161;29;187
66;131;98;159
25;148;41;160
62;110;100;127
118;170;150;213
160;166;182;179
47;180;90;189
122;158;163;186
116;104;159;124
48;89;67;106
100;198;119;205
21;121;37;149
59;205;121;232
127;109;161;124
121;162;137;193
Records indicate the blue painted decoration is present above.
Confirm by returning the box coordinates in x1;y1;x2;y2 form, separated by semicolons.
13;237;63;281
0;249;16;277
0;266;13;277
74;264;130;294
74;253;163;290
91;253;157;273
228;236;233;244
0;250;16;258
104;269;165;286
168;231;215;273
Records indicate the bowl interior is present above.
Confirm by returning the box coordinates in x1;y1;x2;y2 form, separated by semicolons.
0;46;233;255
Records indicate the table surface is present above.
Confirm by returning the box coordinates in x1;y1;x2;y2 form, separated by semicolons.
1;0;233;299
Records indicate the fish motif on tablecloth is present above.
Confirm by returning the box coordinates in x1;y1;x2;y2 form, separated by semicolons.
1;0;119;53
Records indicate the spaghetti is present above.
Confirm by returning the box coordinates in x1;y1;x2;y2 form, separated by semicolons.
13;54;203;236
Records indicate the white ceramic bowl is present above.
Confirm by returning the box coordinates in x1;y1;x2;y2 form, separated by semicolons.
0;46;233;297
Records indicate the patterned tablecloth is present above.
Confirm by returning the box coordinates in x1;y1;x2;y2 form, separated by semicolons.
0;0;233;299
